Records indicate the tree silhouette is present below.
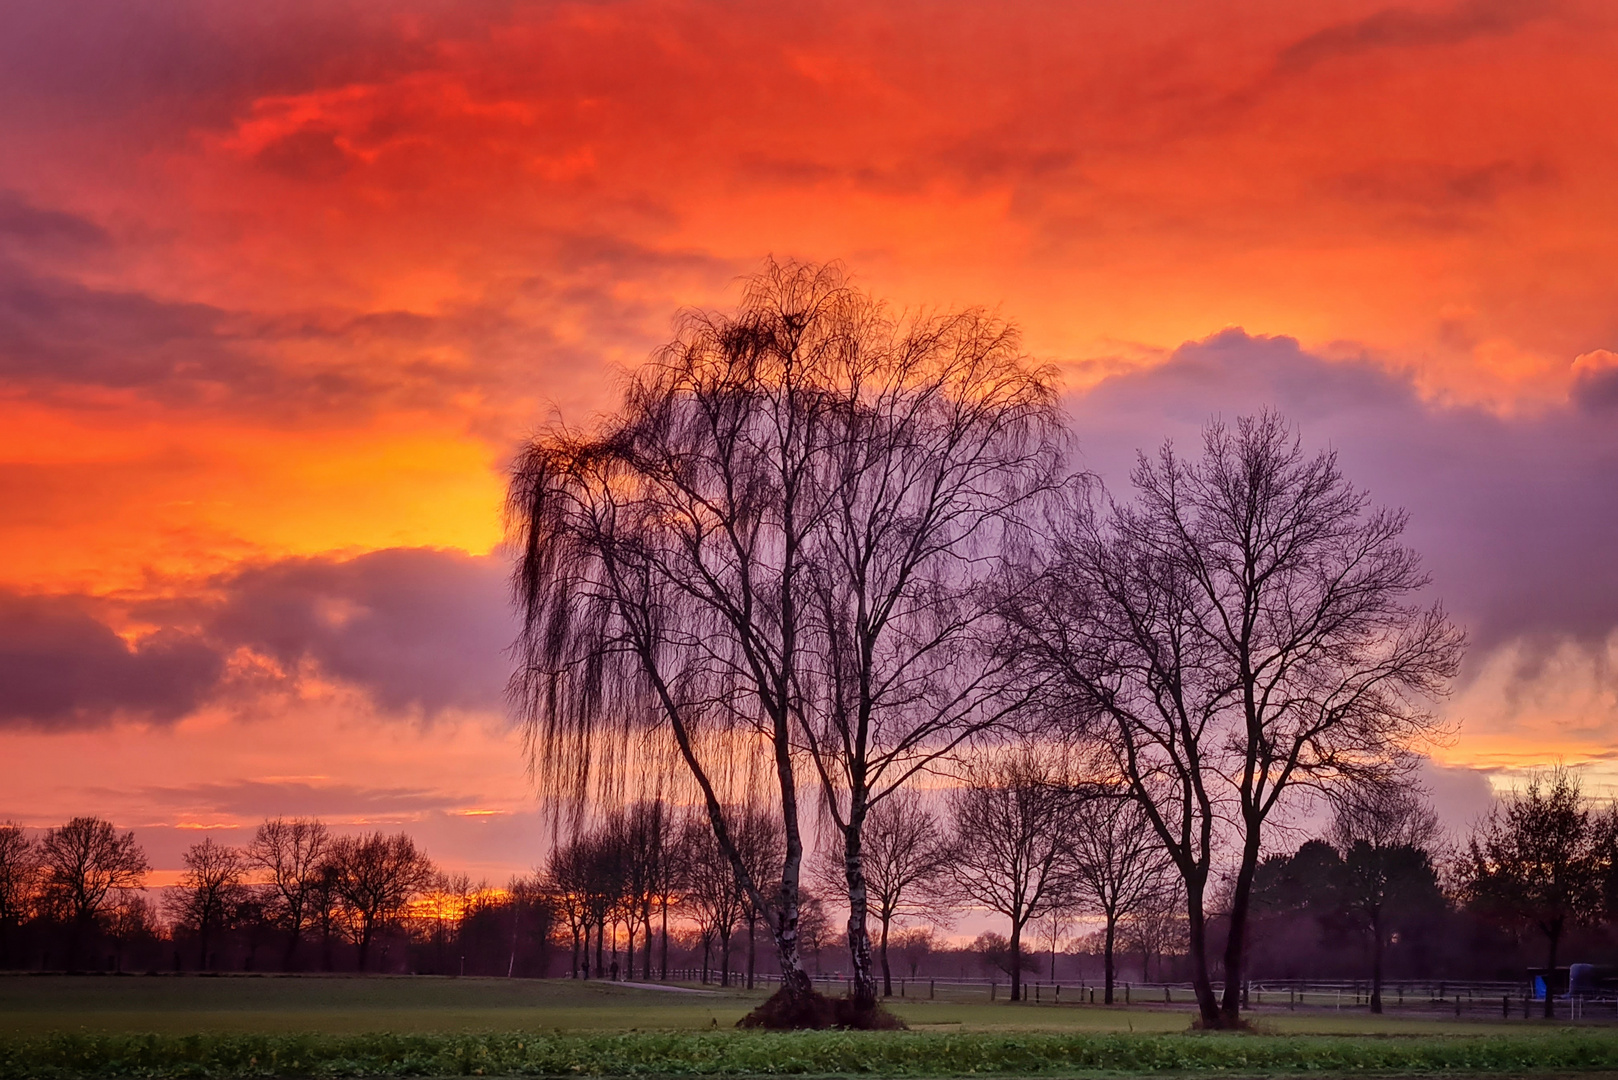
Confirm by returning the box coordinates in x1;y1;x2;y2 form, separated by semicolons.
165;837;246;970
1330;784;1445;1013
1000;414;1463;1027
946;749;1074;1002
38;817;147;967
327;832;435;971
247;817;331;970
1463;768;1605;1017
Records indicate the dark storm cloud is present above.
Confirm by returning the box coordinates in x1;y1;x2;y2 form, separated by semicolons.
0;592;221;729
1065;330;1618;657
0;548;514;728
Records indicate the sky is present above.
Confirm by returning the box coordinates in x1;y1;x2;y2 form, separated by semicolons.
2;0;1616;885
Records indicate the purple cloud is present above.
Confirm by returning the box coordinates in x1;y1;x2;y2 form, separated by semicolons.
0;547;515;729
0;592;221;729
1064;329;1618;659
204;547;514;717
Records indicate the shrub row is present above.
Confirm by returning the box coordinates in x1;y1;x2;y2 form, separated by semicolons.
6;1029;1618;1079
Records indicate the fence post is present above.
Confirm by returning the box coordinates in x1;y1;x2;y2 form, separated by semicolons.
1126;983;1131;1005
930;979;935;1000
1503;995;1510;1019
991;981;996;1001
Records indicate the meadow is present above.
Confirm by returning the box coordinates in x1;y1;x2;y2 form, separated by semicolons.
6;975;1618;1078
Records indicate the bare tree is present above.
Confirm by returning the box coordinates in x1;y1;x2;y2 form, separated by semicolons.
795;887;833;974
508;262;852;1012
246;816;330;970
165;837;246;970
105;892;157;973
0;823;37;968
822;792;952;996
1067;789;1175;1003
732;801;784;989
679;813;747;984
508;261;1063;1017
1330;783;1444;1013
1462;767;1605;1018
614;800;673;980
1122;881;1187;984
327;831;435;971
892;925;935;978
792;295;1064;1009
543;837;594;978
579;831;625;978
999;413;1463;1026
38;817;148;965
946;749;1074;1001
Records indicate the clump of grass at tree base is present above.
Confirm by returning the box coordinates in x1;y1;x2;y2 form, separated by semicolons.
737;989;906;1030
9;1028;1618;1079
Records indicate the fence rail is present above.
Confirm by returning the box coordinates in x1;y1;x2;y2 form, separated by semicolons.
605;971;1618;1021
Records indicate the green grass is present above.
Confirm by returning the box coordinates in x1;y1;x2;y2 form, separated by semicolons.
0;976;1560;1038
5;975;1618;1077
8;1028;1618;1078
0;976;757;1035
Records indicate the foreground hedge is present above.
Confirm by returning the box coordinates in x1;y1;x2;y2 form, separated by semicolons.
6;1029;1618;1079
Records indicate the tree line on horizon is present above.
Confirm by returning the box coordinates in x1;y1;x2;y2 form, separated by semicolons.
3;767;1617;1017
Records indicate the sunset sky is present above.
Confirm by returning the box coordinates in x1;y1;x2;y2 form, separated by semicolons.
3;0;1617;884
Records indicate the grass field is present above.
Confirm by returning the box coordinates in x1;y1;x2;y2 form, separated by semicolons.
5;975;1618;1077
0;974;1574;1037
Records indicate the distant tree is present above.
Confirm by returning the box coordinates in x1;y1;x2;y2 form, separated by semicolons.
246;817;330;970
427;870;478;973
38;817;148;965
823;792;952;997
679;814;746;984
309;862;343;972
1122;881;1187;983
1066;789;1175;1003
544;837;594;978
165;837;247;970
580;831;625;978
732;801;784;989
615;800;674;980
503;873;552;978
104;891;157;973
327;832;435;971
1330;784;1446;1013
999;414;1464;1026
795;888;833;974
0;823;38;968
947;749;1074;1001
1251;840;1345;918
970;930;1037;979
1462;768;1606;1017
893;925;936;979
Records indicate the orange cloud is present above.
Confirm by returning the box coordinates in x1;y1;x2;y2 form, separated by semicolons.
5;0;1618;877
